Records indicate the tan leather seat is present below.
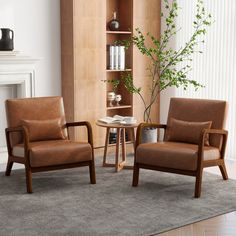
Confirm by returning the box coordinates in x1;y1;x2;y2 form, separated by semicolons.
133;98;228;198
5;96;96;193
136;142;220;171
12;140;92;167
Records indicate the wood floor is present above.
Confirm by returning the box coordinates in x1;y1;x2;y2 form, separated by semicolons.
157;211;236;236
156;160;236;236
1;148;236;236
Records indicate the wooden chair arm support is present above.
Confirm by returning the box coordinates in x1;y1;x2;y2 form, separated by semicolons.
197;128;228;164
205;128;227;157
5;126;30;157
204;128;228;136
66;121;94;147
6;126;24;133
136;123;167;149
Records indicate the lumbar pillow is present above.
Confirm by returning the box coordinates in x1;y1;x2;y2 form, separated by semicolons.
21;118;66;142
166;118;212;145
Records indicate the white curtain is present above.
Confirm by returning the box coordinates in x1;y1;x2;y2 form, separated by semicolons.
160;0;236;160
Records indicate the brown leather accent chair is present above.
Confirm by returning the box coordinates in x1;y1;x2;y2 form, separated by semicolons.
133;98;228;198
5;96;96;193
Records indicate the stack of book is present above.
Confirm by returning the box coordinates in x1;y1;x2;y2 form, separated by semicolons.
109;129;117;144
98;115;136;124
109;129;129;144
107;45;125;70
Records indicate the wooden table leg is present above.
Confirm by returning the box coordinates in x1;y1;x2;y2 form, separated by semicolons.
100;125;136;171
121;128;126;162
115;128;121;172
103;127;110;167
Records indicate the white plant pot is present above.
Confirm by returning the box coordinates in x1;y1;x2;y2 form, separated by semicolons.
141;127;157;143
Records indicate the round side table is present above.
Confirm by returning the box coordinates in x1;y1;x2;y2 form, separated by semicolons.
96;121;138;172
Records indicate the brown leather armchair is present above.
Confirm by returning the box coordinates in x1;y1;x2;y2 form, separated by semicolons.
133;98;228;198
5;96;96;193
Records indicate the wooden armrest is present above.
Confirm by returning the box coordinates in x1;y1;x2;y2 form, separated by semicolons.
136;123;167;148
6;126;25;133
5;126;30;156
66;121;93;146
206;128;227;157
204;128;228;136
197;128;228;163
137;123;167;130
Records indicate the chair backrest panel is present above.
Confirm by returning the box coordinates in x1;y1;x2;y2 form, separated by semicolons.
5;96;67;145
164;98;227;148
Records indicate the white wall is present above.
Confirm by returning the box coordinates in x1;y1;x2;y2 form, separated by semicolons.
160;0;236;160
0;0;61;96
0;0;61;164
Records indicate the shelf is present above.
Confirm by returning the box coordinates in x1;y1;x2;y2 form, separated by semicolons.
106;69;132;72
108;141;133;146
95;141;133;148
107;105;132;110
106;30;132;34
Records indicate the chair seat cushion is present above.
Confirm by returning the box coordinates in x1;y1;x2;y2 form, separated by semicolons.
136;142;220;171
12;140;92;167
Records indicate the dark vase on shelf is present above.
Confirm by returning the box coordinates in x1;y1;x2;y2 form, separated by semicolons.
0;28;14;51
108;12;120;31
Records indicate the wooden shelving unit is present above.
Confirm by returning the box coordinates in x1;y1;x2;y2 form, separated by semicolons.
61;0;107;147
61;0;161;147
106;0;133;118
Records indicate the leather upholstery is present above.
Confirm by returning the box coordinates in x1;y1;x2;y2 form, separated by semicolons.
22;118;66;142
166;118;212;145
5;97;68;146
164;98;227;148
134;98;228;198
136;142;220;171
12;140;92;167
5;96;96;193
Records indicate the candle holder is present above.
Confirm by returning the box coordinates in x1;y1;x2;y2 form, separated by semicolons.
115;94;122;106
107;92;115;106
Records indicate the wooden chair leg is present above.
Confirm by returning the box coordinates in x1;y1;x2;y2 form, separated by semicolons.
132;163;139;187
194;169;203;198
219;163;228;180
89;160;96;184
25;167;33;193
5;158;13;176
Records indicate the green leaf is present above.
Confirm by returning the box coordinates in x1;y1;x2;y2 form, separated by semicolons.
114;0;212;122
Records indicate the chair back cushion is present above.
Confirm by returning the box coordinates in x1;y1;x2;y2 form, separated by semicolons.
167;118;212;145
164;98;227;148
21;118;66;142
5;96;67;145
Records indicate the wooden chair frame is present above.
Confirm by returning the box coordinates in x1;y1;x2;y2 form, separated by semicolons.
5;121;96;193
132;123;228;198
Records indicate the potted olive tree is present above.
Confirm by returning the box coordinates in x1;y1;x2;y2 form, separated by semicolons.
121;0;212;141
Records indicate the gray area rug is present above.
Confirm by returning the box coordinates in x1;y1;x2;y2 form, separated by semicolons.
0;156;236;236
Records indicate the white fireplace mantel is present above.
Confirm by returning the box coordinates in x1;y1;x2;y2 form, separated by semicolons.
0;55;39;65
0;53;39;97
0;52;39;163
